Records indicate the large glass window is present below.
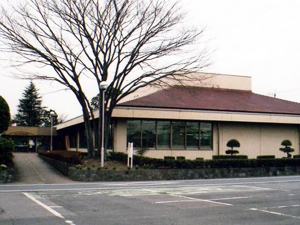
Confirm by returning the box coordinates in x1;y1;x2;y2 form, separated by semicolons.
172;122;185;148
157;121;171;148
186;122;199;149
142;120;156;148
127;120;141;148
126;119;212;150
200;122;212;149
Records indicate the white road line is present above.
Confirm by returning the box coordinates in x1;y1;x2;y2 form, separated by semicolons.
267;205;300;209
156;199;198;204
210;196;252;201
23;192;64;219
249;208;300;220
168;194;233;206
23;192;76;225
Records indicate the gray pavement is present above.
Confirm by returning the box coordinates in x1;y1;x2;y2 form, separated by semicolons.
1;176;300;224
13;153;75;184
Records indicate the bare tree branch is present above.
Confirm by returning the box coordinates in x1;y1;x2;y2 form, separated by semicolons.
0;0;211;157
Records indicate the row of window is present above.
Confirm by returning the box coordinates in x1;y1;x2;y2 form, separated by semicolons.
127;120;213;150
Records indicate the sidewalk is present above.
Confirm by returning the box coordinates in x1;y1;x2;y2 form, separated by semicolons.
13;153;75;184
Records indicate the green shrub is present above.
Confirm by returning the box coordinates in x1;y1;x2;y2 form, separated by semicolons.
135;165;139;170
195;157;204;161
0;96;10;134
279;139;294;158
0;164;7;170
164;156;175;160
0;137;14;165
213;155;248;160
226;139;240;155
176;156;185;161
39;151;85;164
75;164;82;170
257;155;275;159
293;155;300;159
108;151;300;170
136;148;149;156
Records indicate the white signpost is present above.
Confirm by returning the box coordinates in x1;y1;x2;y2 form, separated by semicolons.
127;142;133;168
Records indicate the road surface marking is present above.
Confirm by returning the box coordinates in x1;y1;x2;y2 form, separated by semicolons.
23;192;76;225
210;196;252;201
250;208;300;220
169;194;233;206
249;205;300;220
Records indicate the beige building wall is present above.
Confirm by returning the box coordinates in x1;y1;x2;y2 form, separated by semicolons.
114;120;215;160
113;120;300;159
219;122;300;158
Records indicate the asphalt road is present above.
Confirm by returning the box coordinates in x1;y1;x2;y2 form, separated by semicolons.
1;176;300;225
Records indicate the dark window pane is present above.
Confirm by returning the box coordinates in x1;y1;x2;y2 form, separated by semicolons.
200;122;212;149
79;128;87;148
142;120;156;148
172;121;185;148
127;120;141;148
186;122;199;149
157;121;170;148
107;124;114;149
69;133;77;148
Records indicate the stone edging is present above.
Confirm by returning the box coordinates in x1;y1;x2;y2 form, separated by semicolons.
38;156;300;181
0;168;15;183
68;166;300;182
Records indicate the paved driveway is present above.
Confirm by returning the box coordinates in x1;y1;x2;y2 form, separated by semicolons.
13;153;75;184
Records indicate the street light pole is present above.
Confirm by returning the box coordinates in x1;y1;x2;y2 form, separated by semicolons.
100;81;108;167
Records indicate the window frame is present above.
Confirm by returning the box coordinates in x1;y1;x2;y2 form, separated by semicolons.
126;119;213;151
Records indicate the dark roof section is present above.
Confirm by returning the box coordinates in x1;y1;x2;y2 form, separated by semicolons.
118;86;300;115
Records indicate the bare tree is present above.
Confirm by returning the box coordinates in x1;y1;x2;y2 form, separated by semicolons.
0;0;209;158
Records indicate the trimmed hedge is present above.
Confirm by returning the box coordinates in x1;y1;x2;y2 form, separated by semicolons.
109;152;300;169
257;155;275;159
213;155;248;160
164;156;175;161
176;156;186;161
39;151;87;164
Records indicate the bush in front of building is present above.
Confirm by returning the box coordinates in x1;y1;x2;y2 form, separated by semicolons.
39;151;86;164
257;155;275;159
225;139;240;156
107;152;300;170
0;137;14;166
213;155;248;160
164;156;175;161
279;139;294;158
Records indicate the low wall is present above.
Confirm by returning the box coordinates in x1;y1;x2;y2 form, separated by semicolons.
0;168;15;183
38;156;300;181
39;155;72;176
68;166;300;182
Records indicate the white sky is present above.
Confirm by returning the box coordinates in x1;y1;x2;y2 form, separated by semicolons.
1;0;300;120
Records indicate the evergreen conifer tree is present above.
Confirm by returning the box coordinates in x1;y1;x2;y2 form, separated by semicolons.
14;81;44;126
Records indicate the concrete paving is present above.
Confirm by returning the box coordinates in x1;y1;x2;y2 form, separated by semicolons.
13;153;75;184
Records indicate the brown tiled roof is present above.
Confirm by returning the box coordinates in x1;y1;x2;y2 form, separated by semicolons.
118;86;300;115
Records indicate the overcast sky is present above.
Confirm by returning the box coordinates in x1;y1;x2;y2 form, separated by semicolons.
1;0;300;120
